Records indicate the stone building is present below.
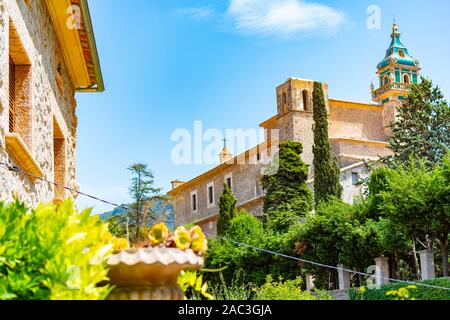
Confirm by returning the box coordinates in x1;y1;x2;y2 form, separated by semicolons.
0;0;103;205
169;23;420;237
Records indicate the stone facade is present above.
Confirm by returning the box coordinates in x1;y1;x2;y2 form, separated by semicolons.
0;0;102;206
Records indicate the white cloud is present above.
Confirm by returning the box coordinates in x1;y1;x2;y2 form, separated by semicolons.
226;0;347;36
174;7;214;20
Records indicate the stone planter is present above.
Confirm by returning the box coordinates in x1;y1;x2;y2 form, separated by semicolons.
107;247;204;300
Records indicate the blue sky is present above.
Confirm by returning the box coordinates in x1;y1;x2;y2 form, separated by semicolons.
75;0;450;213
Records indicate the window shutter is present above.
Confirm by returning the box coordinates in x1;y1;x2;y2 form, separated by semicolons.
9;56;15;133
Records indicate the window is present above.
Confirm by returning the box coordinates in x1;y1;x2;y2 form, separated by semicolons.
351;172;359;186
257;152;261;161
302;90;309;111
9;56;15;133
191;191;198;213
225;173;233;189
207;182;215;208
398;50;405;58
383;76;389;86
403;74;410;84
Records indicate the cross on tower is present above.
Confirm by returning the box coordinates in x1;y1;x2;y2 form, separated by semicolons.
222;138;228;149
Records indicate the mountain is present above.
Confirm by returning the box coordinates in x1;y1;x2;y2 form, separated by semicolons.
100;198;174;230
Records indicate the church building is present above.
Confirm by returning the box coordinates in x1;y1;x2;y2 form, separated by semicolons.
168;24;420;237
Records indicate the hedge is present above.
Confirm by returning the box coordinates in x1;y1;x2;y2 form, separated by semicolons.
348;278;450;300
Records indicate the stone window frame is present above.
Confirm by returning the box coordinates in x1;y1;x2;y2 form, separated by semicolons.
207;182;215;208
5;19;43;179
224;172;233;190
191;190;198;214
53;118;67;202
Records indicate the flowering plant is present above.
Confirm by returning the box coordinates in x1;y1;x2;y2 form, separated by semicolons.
111;223;207;255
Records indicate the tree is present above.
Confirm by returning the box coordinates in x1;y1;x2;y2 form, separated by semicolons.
217;184;237;236
290;198;381;289
385;78;450;168
379;156;450;277
312;81;343;207
261;141;313;233
127;163;163;243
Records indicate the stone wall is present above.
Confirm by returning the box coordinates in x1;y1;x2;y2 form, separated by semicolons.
0;0;78;205
329;102;386;142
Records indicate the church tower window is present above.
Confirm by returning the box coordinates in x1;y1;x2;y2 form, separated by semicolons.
302;90;309;111
403;74;410;84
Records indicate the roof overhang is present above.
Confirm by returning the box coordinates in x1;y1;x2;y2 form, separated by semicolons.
45;0;104;92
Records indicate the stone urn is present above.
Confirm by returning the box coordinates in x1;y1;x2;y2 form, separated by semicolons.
107;247;204;300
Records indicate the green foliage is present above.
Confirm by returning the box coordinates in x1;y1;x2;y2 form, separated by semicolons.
379;157;450;276
217;184;237;236
107;215;127;239
348;278;450;300
206;211;269;286
312;81;343;207
261;141;313;233
127;163;164;244
0;200;113;300
254;276;318;300
290;198;382;288
210;272;253;300
385;77;450;168
178;270;214;300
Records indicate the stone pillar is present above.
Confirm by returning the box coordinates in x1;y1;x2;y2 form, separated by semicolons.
305;274;316;291
419;250;436;280
375;257;389;287
337;264;351;290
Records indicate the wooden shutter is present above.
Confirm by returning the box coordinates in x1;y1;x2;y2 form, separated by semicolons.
9;56;15;133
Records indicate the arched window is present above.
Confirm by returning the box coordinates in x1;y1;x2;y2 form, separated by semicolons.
403;74;410;84
302;90;309;111
383;76;389;86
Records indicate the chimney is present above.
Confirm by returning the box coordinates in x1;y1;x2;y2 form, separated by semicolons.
171;180;185;190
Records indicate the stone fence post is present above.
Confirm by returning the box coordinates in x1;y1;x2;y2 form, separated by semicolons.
337;264;351;290
305;274;316;291
375;257;389;287
419;249;436;280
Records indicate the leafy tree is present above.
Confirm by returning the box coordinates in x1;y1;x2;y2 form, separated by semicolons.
217;184;237;236
385;78;450;167
379;156;450;276
261;141;313;233
290;198;381;289
206;210;267;286
312;81;343;207
127;163;163;243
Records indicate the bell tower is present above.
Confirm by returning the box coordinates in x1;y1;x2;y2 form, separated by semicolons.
371;23;420;133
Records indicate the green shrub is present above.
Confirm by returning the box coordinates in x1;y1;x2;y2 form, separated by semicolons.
348;278;450;300
254;276;318;300
0;200;113;300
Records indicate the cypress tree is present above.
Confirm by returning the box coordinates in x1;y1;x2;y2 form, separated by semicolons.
312;81;343;207
217;183;237;236
261;141;313;233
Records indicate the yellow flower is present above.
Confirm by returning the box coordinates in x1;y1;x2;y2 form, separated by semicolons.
148;223;169;246
190;226;208;253
174;226;191;250
112;237;129;252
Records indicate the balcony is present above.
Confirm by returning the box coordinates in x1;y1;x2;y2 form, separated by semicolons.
372;82;411;100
